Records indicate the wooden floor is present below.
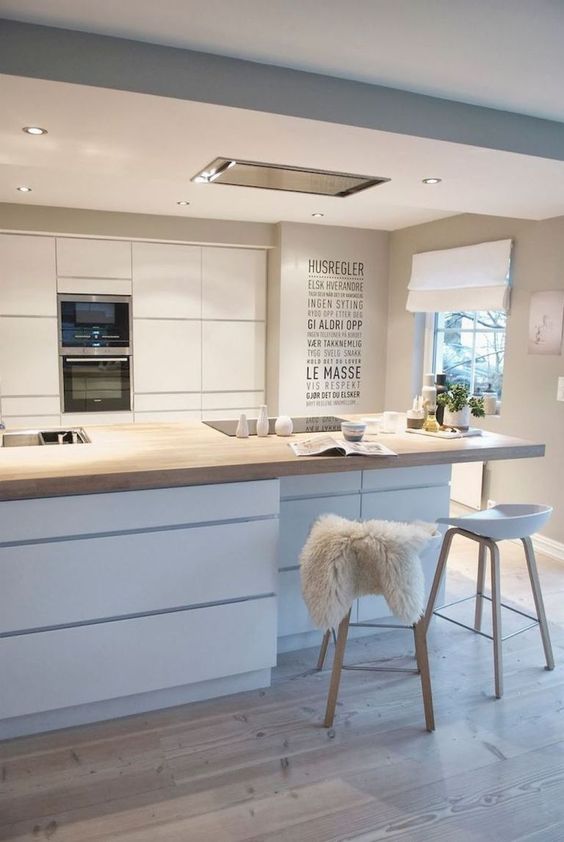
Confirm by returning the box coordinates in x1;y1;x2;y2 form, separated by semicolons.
1;535;563;841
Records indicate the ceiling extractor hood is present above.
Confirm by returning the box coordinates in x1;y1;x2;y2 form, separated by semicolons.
191;157;390;197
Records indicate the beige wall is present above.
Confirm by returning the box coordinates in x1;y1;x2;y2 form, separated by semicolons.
0;204;274;248
386;213;564;543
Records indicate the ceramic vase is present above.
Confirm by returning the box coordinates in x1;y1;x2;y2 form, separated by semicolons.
443;405;471;431
236;413;249;438
274;415;293;436
256;405;269;437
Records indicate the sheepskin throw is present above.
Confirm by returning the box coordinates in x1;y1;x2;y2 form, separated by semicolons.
300;514;438;629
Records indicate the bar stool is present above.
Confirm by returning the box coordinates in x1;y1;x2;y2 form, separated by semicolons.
300;514;441;731
425;504;555;699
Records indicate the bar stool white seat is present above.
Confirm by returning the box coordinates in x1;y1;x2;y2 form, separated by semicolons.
425;504;555;699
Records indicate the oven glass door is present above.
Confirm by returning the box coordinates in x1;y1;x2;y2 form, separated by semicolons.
60;299;130;349
62;357;131;412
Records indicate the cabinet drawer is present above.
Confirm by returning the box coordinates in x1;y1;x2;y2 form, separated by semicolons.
0;598;277;719
0;480;280;542
279;493;360;571
0;519;278;633
362;465;451;492
280;471;362;499
360;485;450;524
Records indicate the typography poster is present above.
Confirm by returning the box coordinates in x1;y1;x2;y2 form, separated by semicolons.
305;257;365;410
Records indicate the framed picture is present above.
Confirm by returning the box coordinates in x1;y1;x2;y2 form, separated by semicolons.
528;290;564;355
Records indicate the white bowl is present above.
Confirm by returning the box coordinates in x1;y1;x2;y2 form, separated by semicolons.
341;421;366;442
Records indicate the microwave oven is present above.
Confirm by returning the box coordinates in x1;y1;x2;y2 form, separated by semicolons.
59;294;131;354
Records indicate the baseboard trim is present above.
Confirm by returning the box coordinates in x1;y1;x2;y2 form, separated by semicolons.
531;533;564;562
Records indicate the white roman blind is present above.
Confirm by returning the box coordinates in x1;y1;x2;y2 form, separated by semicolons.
406;239;512;312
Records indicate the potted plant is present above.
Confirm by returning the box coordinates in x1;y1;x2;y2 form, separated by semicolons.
437;383;485;430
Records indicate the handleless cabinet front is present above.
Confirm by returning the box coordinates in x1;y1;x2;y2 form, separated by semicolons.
0;317;59;396
0;234;56;316
132;242;201;318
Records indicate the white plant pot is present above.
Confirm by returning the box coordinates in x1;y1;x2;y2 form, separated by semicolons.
443;405;471;430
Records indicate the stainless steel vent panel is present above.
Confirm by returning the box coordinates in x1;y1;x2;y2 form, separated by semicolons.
192;157;389;197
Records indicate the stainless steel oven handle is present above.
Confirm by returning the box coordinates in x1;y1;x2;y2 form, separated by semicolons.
64;357;129;362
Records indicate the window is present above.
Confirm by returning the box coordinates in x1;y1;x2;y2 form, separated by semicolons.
433;310;506;396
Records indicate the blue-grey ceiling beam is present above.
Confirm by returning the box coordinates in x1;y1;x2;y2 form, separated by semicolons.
2;18;564;161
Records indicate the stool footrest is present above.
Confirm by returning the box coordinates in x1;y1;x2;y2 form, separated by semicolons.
342;664;419;674
433;605;540;642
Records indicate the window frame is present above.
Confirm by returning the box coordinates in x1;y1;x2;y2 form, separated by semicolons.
426;310;507;398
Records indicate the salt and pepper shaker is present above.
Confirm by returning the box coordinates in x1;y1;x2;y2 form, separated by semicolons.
256;405;269;437
236;413;249;438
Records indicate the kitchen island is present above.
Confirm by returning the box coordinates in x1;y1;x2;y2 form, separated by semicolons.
0;421;544;738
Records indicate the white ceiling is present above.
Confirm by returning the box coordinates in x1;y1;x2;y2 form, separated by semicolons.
1;0;564;121
3;75;564;229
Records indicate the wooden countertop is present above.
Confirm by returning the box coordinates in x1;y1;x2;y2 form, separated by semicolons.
0;420;545;501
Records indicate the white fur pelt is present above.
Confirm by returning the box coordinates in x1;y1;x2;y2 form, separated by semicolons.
300;514;438;629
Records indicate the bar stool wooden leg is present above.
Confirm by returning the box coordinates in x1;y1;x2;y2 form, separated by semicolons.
323;610;351;728
424;527;456;628
474;542;487;631
489;540;503;699
413;618;435;731
522;536;555;670
316;630;331;671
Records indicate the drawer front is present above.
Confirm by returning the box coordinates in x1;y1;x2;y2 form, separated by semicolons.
362;465;451;492
0;480;280;542
0;519;278;634
360;485;450;524
0;598;277;719
278;568;316;637
280;471;362;499
279;493;361;571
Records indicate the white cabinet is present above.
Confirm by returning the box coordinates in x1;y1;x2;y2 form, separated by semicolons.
202;321;265;391
0;598;277;720
0;317;59;396
132;242;201;318
133;319;201;393
0;234;56;316
56;238;131;278
202;247;266;320
278;492;361;639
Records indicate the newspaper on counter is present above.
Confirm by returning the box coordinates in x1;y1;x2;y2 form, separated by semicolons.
289;435;397;458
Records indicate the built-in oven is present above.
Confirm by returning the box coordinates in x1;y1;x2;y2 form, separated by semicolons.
61;356;131;413
59;294;131;353
58;294;132;412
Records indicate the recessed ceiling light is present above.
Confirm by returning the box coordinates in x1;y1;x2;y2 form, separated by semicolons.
422;177;442;184
22;126;48;135
311;212;325;218
176;200;190;206
17;185;32;192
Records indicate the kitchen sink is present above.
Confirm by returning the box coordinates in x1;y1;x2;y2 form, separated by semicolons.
1;428;90;447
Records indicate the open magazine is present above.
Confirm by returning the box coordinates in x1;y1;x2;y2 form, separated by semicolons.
290;435;397;457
